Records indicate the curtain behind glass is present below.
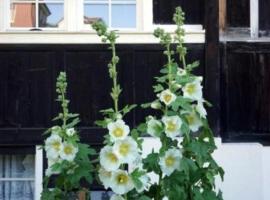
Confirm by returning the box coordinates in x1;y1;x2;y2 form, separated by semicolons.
0;155;35;200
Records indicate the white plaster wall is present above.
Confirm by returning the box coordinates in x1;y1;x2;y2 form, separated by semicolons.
142;138;270;200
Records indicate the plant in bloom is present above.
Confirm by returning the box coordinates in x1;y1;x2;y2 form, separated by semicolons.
92;21;151;200
139;7;224;200
41;72;96;200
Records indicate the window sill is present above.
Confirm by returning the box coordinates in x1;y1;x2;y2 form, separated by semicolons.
0;29;205;44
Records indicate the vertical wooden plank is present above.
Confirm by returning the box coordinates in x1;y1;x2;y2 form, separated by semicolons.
250;0;259;38
205;0;220;135
219;0;226;31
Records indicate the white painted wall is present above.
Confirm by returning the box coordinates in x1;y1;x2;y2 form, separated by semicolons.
142;138;270;200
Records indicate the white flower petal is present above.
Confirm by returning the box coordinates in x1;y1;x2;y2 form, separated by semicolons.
100;146;121;171
110;170;134;195
108;120;130;141
113;137;138;164
182;78;203;101
162;116;182;139
159;148;182;176
159;89;177;106
59;142;78;162
99;167;113;190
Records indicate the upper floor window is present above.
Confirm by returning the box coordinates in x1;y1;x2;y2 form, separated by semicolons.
9;0;64;29
83;0;137;29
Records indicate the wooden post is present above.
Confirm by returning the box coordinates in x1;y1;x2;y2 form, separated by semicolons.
205;0;220;136
219;0;226;31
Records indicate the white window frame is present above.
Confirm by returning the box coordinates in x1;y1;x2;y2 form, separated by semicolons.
4;0;67;31
0;146;43;200
0;0;205;43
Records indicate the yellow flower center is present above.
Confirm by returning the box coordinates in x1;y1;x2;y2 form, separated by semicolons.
64;145;73;155
165;156;175;167
113;127;124;137
187;115;195;125
186;84;196;95
52;141;61;151
164;94;172;103
167;121;176;132
116;174;129;184
119;143;130;156
107;152;118;163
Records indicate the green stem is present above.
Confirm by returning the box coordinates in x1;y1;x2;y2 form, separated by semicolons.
166;44;173;90
111;42;119;113
61;90;67;128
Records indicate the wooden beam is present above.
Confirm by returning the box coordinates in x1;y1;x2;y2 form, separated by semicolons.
219;0;226;31
205;0;220;136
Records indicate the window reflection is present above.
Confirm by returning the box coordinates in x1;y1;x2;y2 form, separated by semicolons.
84;4;109;25
39;4;64;28
10;1;64;29
10;3;36;27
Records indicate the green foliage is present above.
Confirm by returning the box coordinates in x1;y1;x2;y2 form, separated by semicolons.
41;72;96;200
140;7;224;200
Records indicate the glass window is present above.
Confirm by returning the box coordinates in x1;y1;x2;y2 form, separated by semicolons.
10;0;64;29
0;153;35;200
84;0;136;29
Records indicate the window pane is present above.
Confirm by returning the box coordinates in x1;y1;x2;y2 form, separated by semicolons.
0;154;35;200
0;181;34;200
10;3;36;28
84;4;109;25
0;155;35;178
111;4;136;28
38;3;64;28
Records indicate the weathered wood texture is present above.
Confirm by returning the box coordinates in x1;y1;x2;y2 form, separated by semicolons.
227;0;250;27
220;42;270;144
259;0;270;31
205;0;220;135
0;44;205;145
153;0;204;25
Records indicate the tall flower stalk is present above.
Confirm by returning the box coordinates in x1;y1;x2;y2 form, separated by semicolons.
140;7;224;200
92;22;151;200
41;72;96;200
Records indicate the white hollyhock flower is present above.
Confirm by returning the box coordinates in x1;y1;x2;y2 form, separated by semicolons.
196;101;207;118
159;89;177;106
162;116;182;139
185;111;202;132
113;137;138;164
162;197;169;200
59;142;78;162
111;170;134;195
66;128;76;136
100;146;121;171
110;194;125;200
108;119;130;141
45;134;63;160
147;117;162;137
159;148;182;176
135;173;151;193
99;167;113;190
182;77;203;101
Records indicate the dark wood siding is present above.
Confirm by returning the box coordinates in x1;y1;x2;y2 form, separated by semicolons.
153;0;204;25
0;44;205;145
260;0;270;31
221;42;270;144
227;0;249;27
